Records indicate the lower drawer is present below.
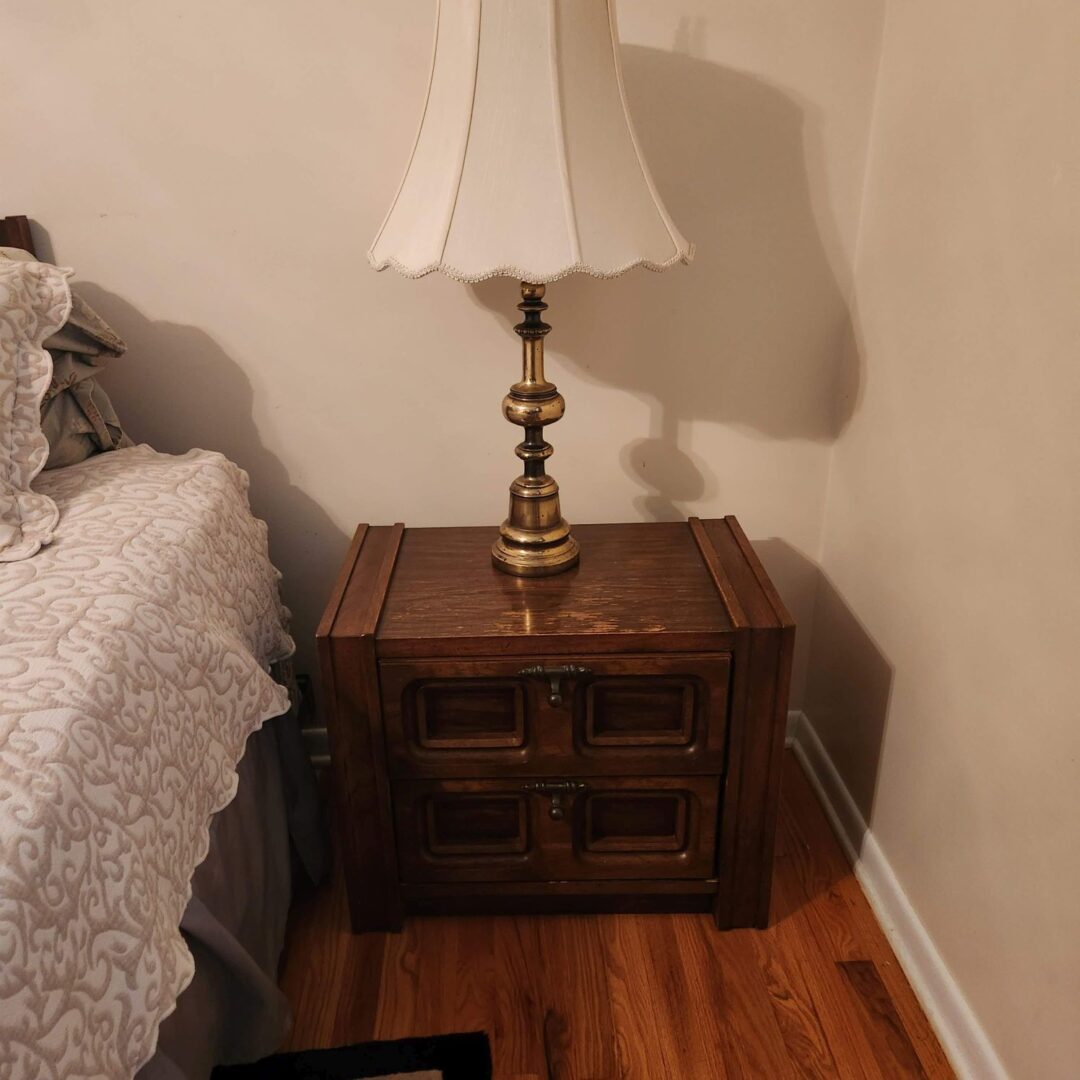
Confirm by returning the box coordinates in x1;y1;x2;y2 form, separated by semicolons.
393;775;719;883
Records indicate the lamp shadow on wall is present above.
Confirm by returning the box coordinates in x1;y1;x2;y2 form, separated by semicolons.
30;242;349;679
759;539;894;866
468;42;862;518
469;45;890;887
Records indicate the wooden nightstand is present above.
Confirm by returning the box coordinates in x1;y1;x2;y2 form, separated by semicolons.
317;518;793;933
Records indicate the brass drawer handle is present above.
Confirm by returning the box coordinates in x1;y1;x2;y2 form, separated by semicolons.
517;663;592;706
522;780;588;820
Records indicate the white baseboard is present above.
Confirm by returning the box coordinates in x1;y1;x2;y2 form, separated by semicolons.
785;708;801;745
786;711;1009;1080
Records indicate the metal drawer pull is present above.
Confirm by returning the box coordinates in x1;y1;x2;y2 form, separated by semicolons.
517;663;592;706
522;780;588;820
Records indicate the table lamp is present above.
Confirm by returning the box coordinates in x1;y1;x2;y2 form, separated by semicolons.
370;0;693;577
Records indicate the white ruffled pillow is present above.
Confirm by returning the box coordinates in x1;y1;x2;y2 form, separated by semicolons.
0;254;72;561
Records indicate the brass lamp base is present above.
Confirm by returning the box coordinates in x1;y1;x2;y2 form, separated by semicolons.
492;528;580;577
491;283;579;577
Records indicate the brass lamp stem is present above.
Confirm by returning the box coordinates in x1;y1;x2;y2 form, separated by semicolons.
491;282;580;577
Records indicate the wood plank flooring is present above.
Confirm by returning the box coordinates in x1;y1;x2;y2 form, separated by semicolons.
279;752;953;1079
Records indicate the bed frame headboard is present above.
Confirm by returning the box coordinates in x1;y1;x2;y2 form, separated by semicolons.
0;215;37;257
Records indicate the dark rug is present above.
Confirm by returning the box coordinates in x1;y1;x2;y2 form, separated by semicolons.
211;1032;492;1080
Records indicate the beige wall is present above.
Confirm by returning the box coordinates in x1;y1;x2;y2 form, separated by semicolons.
805;1;1080;1076
2;0;883;687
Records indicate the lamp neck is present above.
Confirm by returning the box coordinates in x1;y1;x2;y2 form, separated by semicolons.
514;282;553;391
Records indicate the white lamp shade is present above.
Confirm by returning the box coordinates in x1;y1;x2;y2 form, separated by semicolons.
369;0;694;283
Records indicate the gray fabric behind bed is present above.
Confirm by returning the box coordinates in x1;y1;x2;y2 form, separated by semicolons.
136;710;325;1080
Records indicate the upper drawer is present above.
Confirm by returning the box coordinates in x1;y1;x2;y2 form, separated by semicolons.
380;654;730;778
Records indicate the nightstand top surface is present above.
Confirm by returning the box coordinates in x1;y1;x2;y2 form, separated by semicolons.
376;522;733;644
320;518;791;657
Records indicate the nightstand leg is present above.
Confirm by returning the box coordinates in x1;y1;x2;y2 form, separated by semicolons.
318;534;406;934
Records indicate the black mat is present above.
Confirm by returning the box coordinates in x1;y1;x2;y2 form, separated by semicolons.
211;1031;492;1080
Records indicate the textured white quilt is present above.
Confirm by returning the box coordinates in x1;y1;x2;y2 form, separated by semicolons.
0;445;293;1079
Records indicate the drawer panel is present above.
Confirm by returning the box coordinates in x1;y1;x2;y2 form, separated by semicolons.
380;654;730;777
394;775;719;883
583;676;695;747
415;680;526;749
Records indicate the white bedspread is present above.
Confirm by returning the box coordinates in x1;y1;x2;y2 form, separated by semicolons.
0;446;293;1079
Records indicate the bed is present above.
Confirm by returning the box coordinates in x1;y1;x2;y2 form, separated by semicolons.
0;217;323;1079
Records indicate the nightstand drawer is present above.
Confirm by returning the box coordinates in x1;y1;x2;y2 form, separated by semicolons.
393;775;719;883
380;654;730;778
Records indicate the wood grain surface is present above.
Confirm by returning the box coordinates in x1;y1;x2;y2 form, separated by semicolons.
376;522;736;653
0;215;35;255
280;752;953;1079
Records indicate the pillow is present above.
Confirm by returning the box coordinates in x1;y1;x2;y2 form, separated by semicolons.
40;289;132;469
0;254;72;561
0;247;131;471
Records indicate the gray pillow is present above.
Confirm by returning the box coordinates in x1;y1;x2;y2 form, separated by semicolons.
40;289;132;469
0;247;132;470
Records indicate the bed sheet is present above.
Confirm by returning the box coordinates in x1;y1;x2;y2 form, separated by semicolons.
0;446;294;1079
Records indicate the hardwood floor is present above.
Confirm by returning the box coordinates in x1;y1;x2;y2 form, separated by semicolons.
279;753;954;1079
